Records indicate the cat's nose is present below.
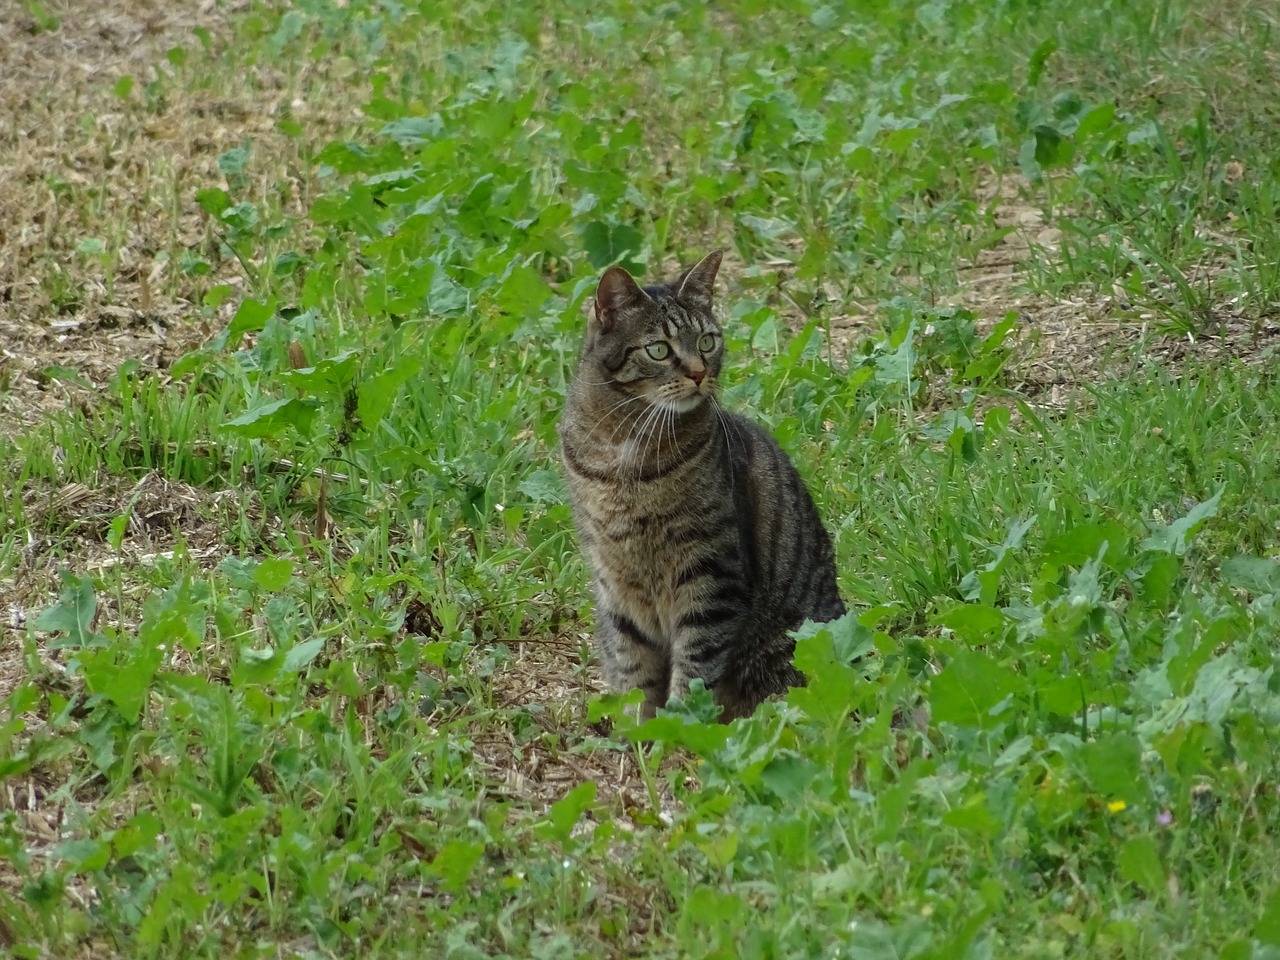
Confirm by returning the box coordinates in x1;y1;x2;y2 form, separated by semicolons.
686;366;706;385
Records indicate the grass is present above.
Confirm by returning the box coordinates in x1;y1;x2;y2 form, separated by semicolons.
2;0;1280;957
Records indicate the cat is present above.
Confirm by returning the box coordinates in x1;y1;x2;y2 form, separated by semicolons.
558;249;846;722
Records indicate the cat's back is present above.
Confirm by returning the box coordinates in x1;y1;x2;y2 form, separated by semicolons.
718;409;845;624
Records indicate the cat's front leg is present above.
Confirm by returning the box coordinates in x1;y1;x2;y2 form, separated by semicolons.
667;612;750;721
597;608;670;721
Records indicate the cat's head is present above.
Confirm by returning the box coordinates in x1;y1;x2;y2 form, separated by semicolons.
579;250;724;414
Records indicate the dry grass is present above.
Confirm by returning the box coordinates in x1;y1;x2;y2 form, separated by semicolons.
0;0;348;435
0;0;359;714
0;2;702;848
820;170;1280;409
2;9;1279;938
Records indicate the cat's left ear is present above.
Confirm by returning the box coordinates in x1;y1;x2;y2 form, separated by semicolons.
677;249;723;309
593;265;650;332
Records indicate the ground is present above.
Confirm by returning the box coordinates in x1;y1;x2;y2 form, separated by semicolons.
2;1;1280;957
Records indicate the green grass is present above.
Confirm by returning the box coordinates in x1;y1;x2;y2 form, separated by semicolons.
3;0;1280;957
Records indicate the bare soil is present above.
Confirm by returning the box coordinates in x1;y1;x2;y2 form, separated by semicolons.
0;0;332;435
1;2;1278;912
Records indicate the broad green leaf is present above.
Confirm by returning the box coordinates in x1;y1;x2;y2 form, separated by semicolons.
107;514;129;552
357;353;420;427
1141;553;1182;607
934;603;1006;643
1076;102;1118;143
80;639;161;725
232;644;281;687
34;573;102;650
580;220;644;272
586;690;643;726
919;410;975;443
759;753;818;802
1036;674;1089;718
929;650;1021;728
1077;732;1145;804
253;557;294;591
380;115;445;146
1257;886;1280;946
277;350;359;399
195;187;232;218
544;781;596;843
874;327;916;386
282;636;325;673
1027;38;1059;87
112;811;162;859
941;794;999;840
1043;521;1133;570
221;397;318;439
225;297;276;342
738;214;795;240
1032;123;1074;168
811;861;864;897
1118;836;1164;897
203;284;235;309
1221;555;1280;595
266;9;304;55
679;886;745;931
630;714;730;755
430;840;484;894
51;838;110;874
788;619;864;725
138;578;208;654
791;611;874;666
697;830;739;869
217;144;250;178
1140;489;1222;556
658;679;723;725
518;469;565;505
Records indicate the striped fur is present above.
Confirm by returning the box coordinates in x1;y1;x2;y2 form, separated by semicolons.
558;250;845;721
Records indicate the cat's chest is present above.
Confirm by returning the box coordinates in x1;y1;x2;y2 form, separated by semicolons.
578;485;695;572
574;483;705;633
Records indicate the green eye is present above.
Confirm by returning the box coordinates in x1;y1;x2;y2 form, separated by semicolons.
645;341;671;361
698;333;716;352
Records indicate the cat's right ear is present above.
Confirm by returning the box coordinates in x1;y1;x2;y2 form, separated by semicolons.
593;266;647;332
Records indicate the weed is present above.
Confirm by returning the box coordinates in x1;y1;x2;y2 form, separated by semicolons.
2;0;1280;957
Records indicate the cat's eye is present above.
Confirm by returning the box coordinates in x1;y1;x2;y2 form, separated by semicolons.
645;342;671;361
697;333;717;352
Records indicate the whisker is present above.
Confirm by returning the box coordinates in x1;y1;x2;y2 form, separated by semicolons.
607;399;651;448
584;394;644;446
635;401;666;482
712;397;738;498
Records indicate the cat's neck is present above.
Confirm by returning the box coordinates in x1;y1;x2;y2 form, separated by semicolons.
562;382;716;481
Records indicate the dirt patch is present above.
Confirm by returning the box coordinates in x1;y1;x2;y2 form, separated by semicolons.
813;171;1280;406
0;0;351;436
0;469;249;701
469;637;693;816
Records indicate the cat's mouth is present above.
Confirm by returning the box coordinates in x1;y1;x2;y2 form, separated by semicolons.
640;376;714;414
662;394;706;413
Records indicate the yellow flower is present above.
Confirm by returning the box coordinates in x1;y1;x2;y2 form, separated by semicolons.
1107;800;1127;813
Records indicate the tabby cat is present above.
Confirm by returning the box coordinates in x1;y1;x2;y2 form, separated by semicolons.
558;250;846;721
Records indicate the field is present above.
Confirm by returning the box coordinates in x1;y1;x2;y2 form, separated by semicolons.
2;0;1280;956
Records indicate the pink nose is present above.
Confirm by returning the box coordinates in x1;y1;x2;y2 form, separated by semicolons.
687;367;706;385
